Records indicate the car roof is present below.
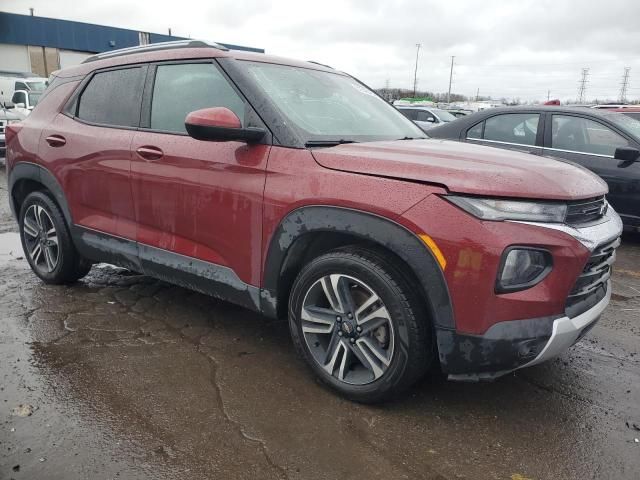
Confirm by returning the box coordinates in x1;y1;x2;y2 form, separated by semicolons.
53;40;339;78
611;107;640;112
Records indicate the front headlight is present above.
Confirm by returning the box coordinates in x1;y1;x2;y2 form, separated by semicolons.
446;195;567;223
6;119;22;125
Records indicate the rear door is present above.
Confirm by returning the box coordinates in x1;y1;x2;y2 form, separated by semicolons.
39;66;145;245
542;114;640;224
131;60;271;287
465;112;543;155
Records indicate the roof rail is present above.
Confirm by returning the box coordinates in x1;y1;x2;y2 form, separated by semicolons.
81;40;228;64
307;61;334;69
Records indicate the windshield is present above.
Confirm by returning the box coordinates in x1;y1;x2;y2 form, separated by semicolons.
27;81;47;92
28;92;41;107
433;109;457;122
608;112;640;138
241;61;425;144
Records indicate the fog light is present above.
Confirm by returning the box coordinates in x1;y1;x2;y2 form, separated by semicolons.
496;248;552;293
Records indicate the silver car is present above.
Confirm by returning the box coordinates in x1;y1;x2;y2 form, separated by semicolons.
396;106;457;131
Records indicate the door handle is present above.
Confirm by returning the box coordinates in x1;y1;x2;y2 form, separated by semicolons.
136;146;164;161
45;135;66;147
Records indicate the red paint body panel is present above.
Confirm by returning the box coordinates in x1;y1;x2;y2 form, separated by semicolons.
312;139;608;200
131;131;270;285
401;196;590;334
42;114;137;239
260;147;438;274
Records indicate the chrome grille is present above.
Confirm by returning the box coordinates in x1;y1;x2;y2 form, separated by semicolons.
566;237;620;314
0;120;5;135
565;196;607;226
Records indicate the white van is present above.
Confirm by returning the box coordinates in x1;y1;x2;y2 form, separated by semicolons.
0;71;48;115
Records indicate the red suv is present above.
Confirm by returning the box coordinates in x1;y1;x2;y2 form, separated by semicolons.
5;41;622;402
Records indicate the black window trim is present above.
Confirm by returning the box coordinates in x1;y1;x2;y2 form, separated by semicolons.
62;63;148;131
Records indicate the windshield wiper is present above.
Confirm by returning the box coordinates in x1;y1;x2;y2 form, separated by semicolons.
396;136;426;140
304;139;359;147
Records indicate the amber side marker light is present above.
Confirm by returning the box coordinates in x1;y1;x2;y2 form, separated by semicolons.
418;234;447;270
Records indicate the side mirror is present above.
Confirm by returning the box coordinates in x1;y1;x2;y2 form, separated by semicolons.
3;101;15;109
185;107;265;143
614;146;640;162
426;117;436;123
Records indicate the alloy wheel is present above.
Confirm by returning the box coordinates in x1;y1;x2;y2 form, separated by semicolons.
300;274;395;385
23;204;59;273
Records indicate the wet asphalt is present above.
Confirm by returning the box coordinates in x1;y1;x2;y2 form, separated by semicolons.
0;166;639;480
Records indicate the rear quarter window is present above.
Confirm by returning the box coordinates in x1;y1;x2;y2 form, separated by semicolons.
76;67;145;127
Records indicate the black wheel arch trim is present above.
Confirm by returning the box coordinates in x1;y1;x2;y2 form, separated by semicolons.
261;205;455;330
8;162;73;226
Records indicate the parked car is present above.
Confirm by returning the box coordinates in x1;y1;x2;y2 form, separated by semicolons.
428;106;640;231
0;105;24;159
5;41;622;402
611;107;640;121
396;106;457;130
0;72;47;116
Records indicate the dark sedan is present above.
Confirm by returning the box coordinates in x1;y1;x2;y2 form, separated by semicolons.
428;106;640;230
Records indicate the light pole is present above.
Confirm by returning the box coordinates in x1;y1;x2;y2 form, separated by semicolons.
413;43;421;97
447;56;455;104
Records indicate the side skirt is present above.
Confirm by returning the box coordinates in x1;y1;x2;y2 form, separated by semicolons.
72;226;262;313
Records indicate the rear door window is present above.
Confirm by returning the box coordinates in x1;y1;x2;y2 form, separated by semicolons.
551;115;629;156
483;113;540;146
467;122;483;139
76;67;145;127
398;108;418;121
416;110;436;122
149;63;245;133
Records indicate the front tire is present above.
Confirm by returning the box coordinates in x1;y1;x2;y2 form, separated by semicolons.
19;191;92;284
289;247;433;403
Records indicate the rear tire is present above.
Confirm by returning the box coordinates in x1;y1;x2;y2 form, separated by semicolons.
288;246;433;403
19;191;92;284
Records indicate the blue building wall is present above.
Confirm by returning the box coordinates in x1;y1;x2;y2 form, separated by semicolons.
0;12;264;53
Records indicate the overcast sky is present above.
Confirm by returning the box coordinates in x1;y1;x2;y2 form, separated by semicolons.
4;0;640;102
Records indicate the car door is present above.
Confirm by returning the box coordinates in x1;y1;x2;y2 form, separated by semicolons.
465;112;543;155
543;113;640;224
131;61;271;287
39;66;145;249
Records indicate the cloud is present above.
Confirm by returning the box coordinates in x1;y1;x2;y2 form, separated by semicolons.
3;0;639;101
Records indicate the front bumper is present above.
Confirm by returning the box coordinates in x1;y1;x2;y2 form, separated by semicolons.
439;206;622;381
522;281;610;369
443;283;610;381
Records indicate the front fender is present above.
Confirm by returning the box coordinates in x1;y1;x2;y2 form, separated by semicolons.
261;205;454;330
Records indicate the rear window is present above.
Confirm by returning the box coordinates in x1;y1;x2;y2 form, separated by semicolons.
76;67;145;127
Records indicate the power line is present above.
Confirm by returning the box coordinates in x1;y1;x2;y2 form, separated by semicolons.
619;67;631;102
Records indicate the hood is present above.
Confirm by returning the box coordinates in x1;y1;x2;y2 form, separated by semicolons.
311;139;607;200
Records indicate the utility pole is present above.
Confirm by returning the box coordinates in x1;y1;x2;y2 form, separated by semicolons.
578;68;589;104
475;87;479;101
413;44;421;97
619;67;631;103
547;89;551;101
447;56;455;104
